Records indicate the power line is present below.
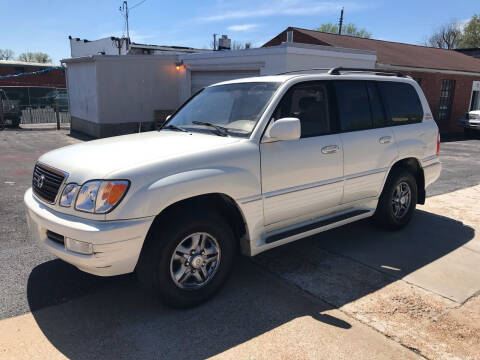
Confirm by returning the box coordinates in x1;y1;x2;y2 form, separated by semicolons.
130;0;147;10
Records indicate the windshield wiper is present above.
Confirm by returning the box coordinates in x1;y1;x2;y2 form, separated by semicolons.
192;121;229;136
162;124;188;132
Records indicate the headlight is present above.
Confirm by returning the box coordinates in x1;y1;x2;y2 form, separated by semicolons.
60;183;79;207
75;180;129;213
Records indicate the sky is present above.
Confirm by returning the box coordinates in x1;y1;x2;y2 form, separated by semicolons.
1;0;479;64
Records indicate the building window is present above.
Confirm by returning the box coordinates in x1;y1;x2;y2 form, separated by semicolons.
438;80;455;122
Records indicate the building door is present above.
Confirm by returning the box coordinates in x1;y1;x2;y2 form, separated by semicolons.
190;70;260;95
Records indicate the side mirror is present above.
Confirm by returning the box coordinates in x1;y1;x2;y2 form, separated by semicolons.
262;118;301;143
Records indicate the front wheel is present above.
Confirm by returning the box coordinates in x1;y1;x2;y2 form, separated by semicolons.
136;207;236;308
374;168;417;230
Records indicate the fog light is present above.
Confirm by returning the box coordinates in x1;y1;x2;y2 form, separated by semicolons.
65;237;93;255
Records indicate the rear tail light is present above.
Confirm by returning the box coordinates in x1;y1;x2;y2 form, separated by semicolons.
436;132;440;155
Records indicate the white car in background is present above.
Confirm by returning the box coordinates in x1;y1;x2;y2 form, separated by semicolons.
24;68;441;307
461;110;480;136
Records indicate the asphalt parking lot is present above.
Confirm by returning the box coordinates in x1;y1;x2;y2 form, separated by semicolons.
0;127;479;359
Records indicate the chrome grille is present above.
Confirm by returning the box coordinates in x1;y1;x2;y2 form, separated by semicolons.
32;164;66;203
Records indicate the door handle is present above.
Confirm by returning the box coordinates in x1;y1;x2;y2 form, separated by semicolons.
379;136;392;144
321;145;340;154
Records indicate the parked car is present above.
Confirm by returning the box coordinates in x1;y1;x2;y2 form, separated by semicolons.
461;110;480;136
0;89;21;127
24;68;441;307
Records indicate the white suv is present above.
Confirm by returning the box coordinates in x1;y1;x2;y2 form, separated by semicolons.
24;68;441;307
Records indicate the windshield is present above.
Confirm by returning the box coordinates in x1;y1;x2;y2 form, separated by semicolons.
166;82;281;137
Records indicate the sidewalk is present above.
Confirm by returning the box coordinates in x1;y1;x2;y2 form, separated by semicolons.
18;123;70;131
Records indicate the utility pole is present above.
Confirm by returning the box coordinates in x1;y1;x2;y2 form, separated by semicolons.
213;34;218;51
338;7;344;35
122;1;130;39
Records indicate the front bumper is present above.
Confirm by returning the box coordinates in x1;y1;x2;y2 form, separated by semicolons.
461;119;480;129
24;188;154;276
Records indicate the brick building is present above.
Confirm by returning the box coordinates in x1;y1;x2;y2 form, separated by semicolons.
264;27;480;133
0;60;66;109
0;60;65;88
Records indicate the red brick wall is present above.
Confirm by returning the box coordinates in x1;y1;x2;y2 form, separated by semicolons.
0;65;66;88
404;70;480;133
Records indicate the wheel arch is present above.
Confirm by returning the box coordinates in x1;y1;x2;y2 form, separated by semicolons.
140;193;250;259
387;157;425;204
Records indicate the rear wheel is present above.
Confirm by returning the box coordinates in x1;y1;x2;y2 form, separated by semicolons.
374;168;418;230
136;207;236;308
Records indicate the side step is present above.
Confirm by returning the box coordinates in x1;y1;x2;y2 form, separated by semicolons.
265;209;370;244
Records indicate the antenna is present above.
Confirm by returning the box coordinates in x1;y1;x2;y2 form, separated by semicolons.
338;7;344;35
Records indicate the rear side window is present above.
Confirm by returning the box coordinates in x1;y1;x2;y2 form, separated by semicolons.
334;81;372;131
377;82;423;124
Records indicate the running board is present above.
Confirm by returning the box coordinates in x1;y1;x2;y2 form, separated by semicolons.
265;209;370;244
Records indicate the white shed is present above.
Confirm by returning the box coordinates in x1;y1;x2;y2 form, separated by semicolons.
63;54;179;138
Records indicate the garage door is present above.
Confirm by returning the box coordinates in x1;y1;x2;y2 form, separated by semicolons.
191;70;260;94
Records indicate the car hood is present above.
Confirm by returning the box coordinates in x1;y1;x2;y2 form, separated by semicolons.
38;131;242;182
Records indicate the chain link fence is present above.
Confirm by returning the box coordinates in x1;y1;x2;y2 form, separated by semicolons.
0;86;70;127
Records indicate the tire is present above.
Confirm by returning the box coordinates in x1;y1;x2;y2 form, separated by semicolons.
136;206;236;308
464;128;472;138
374;167;418;230
12;117;20;128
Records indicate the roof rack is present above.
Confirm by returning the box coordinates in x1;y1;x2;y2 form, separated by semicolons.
276;68;331;75
328;67;406;77
276;67;407;77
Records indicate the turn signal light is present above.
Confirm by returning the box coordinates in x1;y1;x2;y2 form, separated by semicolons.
436;132;440;155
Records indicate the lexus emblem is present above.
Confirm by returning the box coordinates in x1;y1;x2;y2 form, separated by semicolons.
37;174;45;189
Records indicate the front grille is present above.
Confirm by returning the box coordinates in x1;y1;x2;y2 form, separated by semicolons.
32;163;66;203
46;230;65;245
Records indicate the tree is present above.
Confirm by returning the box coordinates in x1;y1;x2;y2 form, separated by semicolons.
316;23;371;38
0;49;15;60
209;40;253;50
17;52;52;63
424;22;462;49
231;41;253;50
460;14;480;48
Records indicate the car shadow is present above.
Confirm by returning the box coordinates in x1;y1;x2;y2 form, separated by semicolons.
27;209;475;359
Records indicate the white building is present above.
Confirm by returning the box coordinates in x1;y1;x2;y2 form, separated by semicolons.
69;36;208;58
63;42;376;138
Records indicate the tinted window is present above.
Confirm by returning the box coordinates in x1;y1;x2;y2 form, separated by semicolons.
274;82;331;138
367;82;387;127
334;81;372;131
378;82;423;124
